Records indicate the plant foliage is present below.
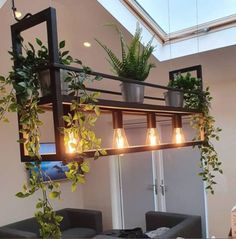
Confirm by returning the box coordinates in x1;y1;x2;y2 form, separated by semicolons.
170;72;222;194
96;23;155;81
0;38;104;238
62;64;106;192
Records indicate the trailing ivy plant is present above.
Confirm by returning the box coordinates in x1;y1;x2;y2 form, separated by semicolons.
172;73;222;194
0;37;104;238
62;64;106;192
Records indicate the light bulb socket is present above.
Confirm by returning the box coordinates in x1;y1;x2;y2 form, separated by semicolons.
112;110;123;129
147;113;156;128
172;115;182;128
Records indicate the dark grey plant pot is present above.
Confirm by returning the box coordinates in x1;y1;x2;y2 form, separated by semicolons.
38;70;51;96
164;91;184;107
120;82;145;103
38;69;69;96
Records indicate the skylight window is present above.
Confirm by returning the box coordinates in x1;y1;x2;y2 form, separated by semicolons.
135;0;236;34
0;0;7;9
98;0;236;60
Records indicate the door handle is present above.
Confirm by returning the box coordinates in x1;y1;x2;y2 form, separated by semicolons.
147;183;158;195
160;180;166;196
160;184;165;196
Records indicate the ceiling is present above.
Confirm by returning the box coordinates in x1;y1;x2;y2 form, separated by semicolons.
98;0;236;60
135;0;236;34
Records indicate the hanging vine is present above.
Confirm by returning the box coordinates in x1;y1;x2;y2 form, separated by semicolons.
170;72;223;194
0;38;104;238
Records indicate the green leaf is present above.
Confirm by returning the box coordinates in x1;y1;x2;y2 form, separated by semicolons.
36;38;43;46
61;50;69;57
49;191;60;200
59;40;65;49
71;183;77;192
36;202;43;209
81;162;90;173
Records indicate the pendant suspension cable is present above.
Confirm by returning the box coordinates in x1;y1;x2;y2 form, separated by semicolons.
196;0;200;54
11;0;32;22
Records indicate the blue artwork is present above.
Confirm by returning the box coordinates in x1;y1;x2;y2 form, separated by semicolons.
29;161;69;182
29;143;68;182
40;161;68;181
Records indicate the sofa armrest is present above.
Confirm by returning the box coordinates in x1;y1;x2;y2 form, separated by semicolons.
156;216;202;239
0;227;38;238
66;208;103;234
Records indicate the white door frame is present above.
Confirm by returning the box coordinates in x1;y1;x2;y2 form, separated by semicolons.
109;122;167;228
109;155;124;229
109;152;166;228
153;150;166;212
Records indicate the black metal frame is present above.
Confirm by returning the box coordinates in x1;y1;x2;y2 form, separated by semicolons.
11;7;204;162
169;65;203;90
11;8;65;162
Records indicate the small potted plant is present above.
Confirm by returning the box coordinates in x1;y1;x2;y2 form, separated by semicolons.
18;37;76;97
96;23;155;103
164;72;201;107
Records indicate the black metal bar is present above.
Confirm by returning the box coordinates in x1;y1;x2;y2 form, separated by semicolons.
53;63;201;95
21;140;203;162
21;154;61;162
46;8;65;160
85;87;165;101
62;95;201;114
169;65;202;80
11;21;25;160
11;7;66;162
11;8;52;33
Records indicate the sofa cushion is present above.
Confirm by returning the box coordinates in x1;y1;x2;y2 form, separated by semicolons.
62;227;97;238
0;227;38;238
145;227;170;238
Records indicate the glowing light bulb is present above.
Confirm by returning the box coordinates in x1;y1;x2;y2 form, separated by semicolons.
173;128;185;144
15;11;22;19
146;128;160;146
65;132;78;154
113;128;129;149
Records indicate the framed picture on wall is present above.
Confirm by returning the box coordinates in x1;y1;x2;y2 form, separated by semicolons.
28;143;69;182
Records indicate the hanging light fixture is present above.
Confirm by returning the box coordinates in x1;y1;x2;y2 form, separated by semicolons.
11;0;32;22
65;132;78;154
11;7;204;163
112;111;129;149
172;115;185;144
146;113;160;146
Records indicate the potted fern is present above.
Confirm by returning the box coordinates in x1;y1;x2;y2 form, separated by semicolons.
96;24;155;103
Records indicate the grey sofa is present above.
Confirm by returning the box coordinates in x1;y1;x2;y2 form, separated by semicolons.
0;208;103;238
146;211;202;239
